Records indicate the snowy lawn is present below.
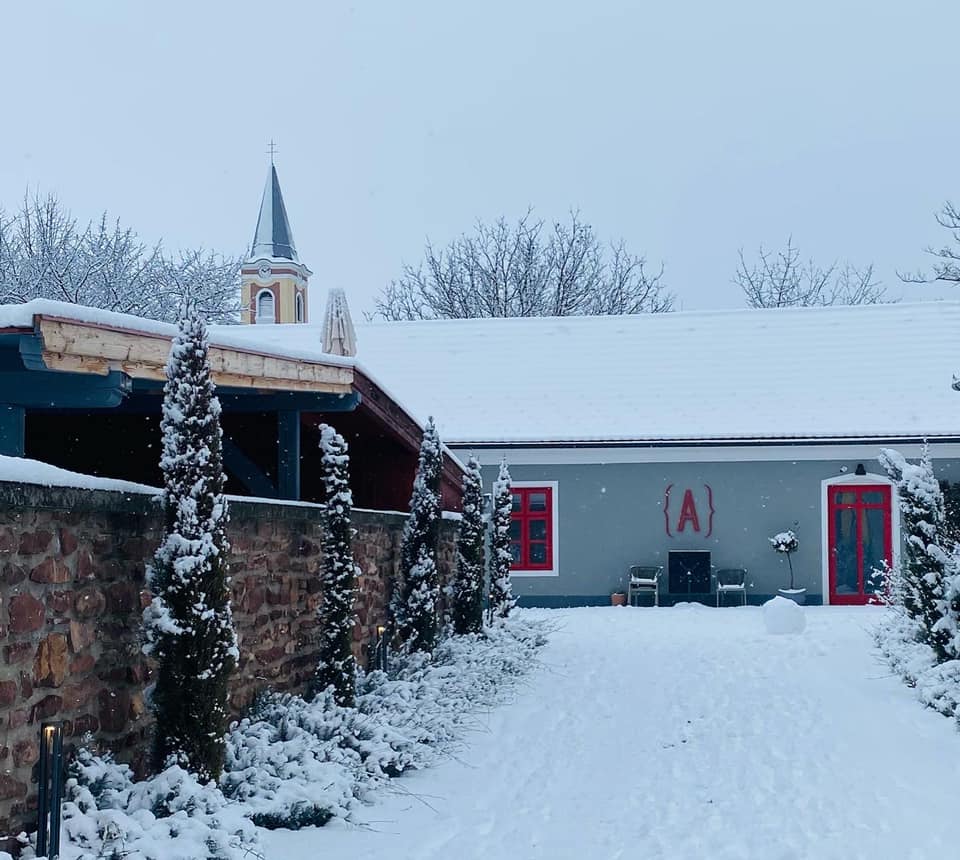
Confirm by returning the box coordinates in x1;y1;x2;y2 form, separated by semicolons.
267;605;960;860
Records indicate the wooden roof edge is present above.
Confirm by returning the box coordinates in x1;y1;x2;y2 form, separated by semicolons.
31;312;356;373
352;368;466;480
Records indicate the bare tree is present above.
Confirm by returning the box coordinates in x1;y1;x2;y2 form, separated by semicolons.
900;200;960;286
735;237;886;308
372;210;672;320
0;191;241;323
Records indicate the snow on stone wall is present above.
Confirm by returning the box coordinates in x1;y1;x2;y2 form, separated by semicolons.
0;480;458;840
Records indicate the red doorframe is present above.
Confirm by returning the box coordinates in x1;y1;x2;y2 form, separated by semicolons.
826;484;893;605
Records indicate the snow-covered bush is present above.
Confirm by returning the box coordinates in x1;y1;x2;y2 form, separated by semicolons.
769;529;799;590
939;545;960;662
45;747;260;860
451;455;485;635
878;447;958;662
143;299;237;781
221;616;549;829
392;417;443;652
313;424;359;707
489;460;516;619
221;692;357;829
872;486;960;721
44;618;549;853
875;593;960;720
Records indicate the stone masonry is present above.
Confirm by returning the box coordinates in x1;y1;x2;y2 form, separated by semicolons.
0;481;458;839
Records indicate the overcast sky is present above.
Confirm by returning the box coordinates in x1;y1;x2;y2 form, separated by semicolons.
3;0;958;317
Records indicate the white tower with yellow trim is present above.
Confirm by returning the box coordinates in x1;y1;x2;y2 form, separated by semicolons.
241;162;311;324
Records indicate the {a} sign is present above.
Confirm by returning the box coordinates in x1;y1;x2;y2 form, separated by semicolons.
663;484;715;538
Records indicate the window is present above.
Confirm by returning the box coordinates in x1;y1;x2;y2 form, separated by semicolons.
255;289;275;324
509;485;555;573
295;292;305;323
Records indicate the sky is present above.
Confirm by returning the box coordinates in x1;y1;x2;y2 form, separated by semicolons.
2;0;958;319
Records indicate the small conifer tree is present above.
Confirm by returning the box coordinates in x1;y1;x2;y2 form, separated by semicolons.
143;300;238;781
392;417;443;652
452;456;485;635
313;424;359;706
879;446;955;661
489;460;516;620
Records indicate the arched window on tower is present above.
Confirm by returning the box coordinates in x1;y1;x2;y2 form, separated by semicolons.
295;292;305;323
255;289;276;324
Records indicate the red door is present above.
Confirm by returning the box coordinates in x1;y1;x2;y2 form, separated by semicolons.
827;484;893;605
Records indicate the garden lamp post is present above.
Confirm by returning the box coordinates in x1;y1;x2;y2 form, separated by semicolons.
36;720;64;859
371;624;389;673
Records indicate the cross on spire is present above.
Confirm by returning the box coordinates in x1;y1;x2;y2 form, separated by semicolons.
266;140;278;163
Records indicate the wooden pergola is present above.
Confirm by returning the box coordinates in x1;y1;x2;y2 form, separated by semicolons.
0;310;463;511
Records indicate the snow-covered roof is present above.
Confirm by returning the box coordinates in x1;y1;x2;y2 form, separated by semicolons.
213;301;960;444
0;299;354;369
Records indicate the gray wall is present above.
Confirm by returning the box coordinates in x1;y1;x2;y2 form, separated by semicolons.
469;453;960;606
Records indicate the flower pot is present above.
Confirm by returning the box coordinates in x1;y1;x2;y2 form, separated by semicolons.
777;587;807;605
611;592;627;607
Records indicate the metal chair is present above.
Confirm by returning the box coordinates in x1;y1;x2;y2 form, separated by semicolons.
628;565;662;607
715;568;747;606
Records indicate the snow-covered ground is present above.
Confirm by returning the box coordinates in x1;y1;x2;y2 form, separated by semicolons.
268;605;960;860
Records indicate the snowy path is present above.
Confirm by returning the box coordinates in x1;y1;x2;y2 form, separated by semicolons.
267;606;959;860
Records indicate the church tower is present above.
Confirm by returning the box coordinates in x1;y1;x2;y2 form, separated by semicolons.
241;161;311;324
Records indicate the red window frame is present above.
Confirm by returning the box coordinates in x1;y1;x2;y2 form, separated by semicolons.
827;484;893;605
510;486;554;571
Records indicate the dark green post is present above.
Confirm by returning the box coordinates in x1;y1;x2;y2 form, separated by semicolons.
277;410;301;500
0;405;24;457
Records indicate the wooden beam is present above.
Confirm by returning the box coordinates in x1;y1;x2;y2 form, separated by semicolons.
222;436;277;498
36;317;353;394
0;370;130;408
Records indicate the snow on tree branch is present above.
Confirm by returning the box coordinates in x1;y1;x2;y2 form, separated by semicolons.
878;446;959;662
489;460;516;620
452;455;485;635
392;417;443;652
0;191;241;322
313;423;360;707
143;298;238;782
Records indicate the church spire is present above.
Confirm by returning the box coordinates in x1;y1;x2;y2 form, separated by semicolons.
241;156;311;325
250;162;299;262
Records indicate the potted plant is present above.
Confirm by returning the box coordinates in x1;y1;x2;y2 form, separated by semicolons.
611;591;627;607
769;529;806;604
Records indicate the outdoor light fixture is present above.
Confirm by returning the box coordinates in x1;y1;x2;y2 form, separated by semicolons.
855;463;866;476
36;721;64;859
373;624;389;673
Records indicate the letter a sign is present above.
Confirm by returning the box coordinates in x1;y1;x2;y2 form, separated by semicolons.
664;484;715;538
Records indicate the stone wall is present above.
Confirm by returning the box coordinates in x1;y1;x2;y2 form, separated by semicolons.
0;481;458;839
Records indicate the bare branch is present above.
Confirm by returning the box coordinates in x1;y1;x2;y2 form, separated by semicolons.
0;190;242;322
735;237;886;308
372;209;672;320
900;200;960;285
